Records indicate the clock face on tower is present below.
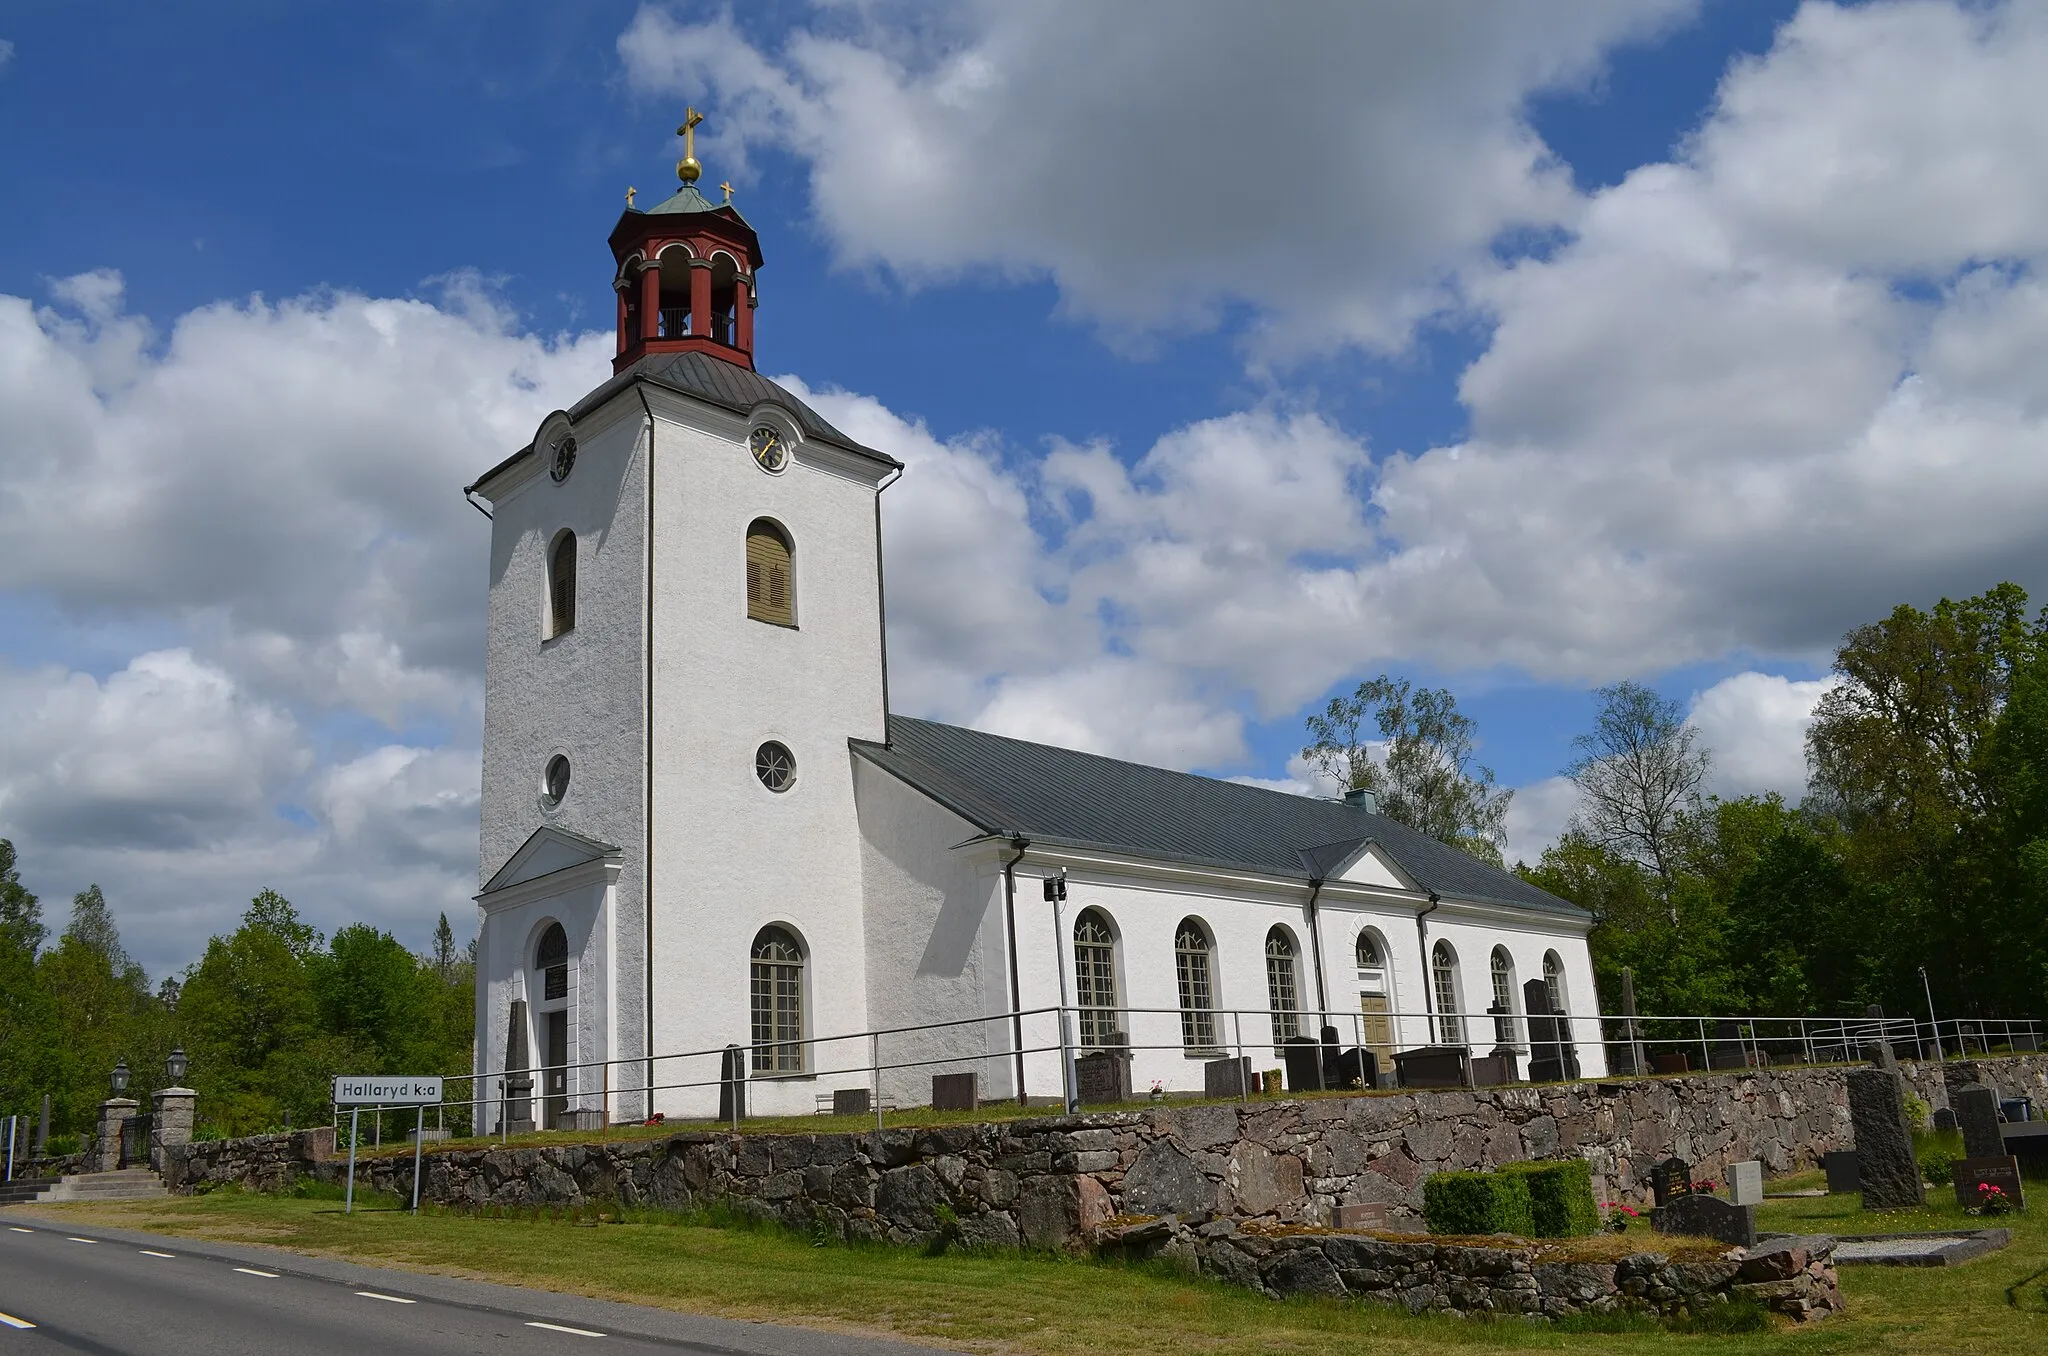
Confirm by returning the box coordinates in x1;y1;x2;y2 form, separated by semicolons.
748;425;787;473
550;436;577;483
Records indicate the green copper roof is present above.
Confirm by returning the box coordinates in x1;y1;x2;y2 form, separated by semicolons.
646;184;720;215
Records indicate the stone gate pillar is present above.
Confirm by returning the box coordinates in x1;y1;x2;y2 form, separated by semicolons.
151;1085;196;1174
94;1098;138;1172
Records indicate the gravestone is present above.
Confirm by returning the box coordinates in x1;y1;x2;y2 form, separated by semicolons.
1651;1156;1693;1207
1708;1019;1748;1070
1933;1107;1958;1133
1847;1067;1924;1207
1392;1045;1470;1089
1955;1083;2004;1160
832;1087;872;1116
1075;1036;1132;1106
1823;1150;1860;1194
1203;1056;1253;1099
1333;1202;1396;1231
931;1072;978;1111
1953;1155;2026;1211
1523;979;1568;1082
1862;1004;1898;1071
1730;1160;1764;1207
1652;1193;1758;1248
503;998;536;1134
1470;1051;1518;1087
1281;1036;1325;1092
1650;1051;1692;1074
1324;1046;1374;1091
717;1044;746;1123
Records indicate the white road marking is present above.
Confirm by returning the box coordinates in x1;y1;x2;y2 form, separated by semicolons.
233;1267;279;1277
140;1249;176;1258
355;1292;416;1304
0;1310;35;1329
6;1226;32;1233
526;1321;606;1337
66;1237;97;1244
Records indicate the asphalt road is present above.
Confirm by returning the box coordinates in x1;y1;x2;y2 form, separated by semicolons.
0;1212;942;1356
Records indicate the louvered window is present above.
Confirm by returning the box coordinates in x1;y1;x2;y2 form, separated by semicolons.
746;520;794;625
549;532;577;637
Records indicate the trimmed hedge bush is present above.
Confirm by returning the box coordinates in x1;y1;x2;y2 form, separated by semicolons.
1422;1169;1535;1237
1502;1159;1601;1237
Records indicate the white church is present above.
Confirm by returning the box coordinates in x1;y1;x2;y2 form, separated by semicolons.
466;129;1603;1129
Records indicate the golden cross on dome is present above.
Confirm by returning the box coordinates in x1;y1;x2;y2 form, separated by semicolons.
720;181;734;204
676;106;705;183
625;186;637;208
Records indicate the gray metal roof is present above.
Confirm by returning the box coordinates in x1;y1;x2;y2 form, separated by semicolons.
644;184;720;215
852;716;1585;918
469;351;899;495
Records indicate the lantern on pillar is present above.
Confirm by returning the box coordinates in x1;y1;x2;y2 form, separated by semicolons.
165;1046;189;1085
110;1058;131;1095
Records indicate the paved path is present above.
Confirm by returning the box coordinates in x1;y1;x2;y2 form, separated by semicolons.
0;1211;944;1355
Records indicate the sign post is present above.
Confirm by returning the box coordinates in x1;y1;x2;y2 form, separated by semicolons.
331;1077;444;1216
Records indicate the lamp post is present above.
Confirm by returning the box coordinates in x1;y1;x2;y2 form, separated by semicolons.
165;1047;188;1084
1921;966;1944;1061
110;1059;130;1096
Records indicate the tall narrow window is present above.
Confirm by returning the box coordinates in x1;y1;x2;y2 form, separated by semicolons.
1174;919;1217;1052
750;926;805;1073
1490;947;1516;1046
1356;931;1393;1064
1073;910;1119;1048
1543;951;1568;1016
1266;927;1301;1047
745;519;794;625
1432;940;1463;1046
548;531;577;637
536;922;569;1002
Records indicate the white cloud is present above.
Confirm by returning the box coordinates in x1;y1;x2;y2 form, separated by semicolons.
0;39;14;74
1503;775;1580;868
1687;671;1837;802
619;1;1691;357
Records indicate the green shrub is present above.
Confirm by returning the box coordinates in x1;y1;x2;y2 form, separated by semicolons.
1502;1159;1601;1237
1423;1170;1535;1237
1902;1092;1931;1130
43;1133;83;1157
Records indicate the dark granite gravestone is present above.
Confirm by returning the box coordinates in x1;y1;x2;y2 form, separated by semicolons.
1861;1005;1898;1071
1652;1193;1758;1248
832;1087;872;1116
1652;1156;1694;1207
1650;1051;1692;1074
1324;1046;1374;1091
1332;1202;1393;1230
1709;1019;1749;1070
1392;1045;1470;1089
502;998;536;1134
2002;1098;2033;1122
717;1044;746;1123
1523;979;1569;1082
1953;1155;2026;1212
1955;1083;2004;1160
1823;1150;1860;1194
1281;1036;1325;1092
1203;1055;1253;1099
1075;1047;1131;1105
1470;1051;1519;1087
1933;1107;1959;1133
1847;1067;1925;1208
930;1072;978;1111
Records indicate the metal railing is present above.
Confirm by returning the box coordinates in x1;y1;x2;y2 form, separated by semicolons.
325;1003;2043;1147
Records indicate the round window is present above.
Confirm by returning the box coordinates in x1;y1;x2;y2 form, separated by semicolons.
540;754;571;808
754;741;795;793
550;435;578;483
747;425;788;473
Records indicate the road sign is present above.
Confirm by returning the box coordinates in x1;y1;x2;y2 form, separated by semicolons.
332;1076;443;1106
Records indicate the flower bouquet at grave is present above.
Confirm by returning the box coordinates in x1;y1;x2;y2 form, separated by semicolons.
1968;1182;2016;1217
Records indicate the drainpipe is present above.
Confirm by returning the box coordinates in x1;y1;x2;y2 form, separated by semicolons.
637;385;657;1115
1000;837;1030;1105
873;464;903;727
1417;890;1442;1045
1305;879;1329;1025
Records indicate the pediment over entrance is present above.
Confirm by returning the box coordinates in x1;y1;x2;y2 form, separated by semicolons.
481;825;622;897
1297;837;1417;892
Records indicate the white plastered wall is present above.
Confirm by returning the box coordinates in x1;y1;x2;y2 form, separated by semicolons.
475;866;615;1129
476;403;650;1116
643;389;890;1118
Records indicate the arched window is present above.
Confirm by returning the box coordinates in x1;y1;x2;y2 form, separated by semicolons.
750;926;805;1073
1174;918;1217;1052
1543;950;1568;1016
1490;946;1517;1046
1356;932;1382;969
536;922;569;1002
1265;927;1301;1046
746;519;794;626
1432;940;1463;1046
548;531;577;637
1073;910;1119;1048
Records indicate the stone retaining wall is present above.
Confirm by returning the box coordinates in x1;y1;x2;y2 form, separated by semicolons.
164;1127;336;1193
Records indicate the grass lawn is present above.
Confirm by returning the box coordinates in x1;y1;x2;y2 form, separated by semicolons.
7;1173;2045;1354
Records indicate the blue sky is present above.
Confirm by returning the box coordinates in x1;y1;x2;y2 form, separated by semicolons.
5;1;2046;976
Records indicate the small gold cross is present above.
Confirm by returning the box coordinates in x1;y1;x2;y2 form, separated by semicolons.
720;181;734;204
625;186;637;208
678;107;704;157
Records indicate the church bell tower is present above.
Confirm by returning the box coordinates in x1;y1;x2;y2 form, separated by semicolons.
608;107;763;374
